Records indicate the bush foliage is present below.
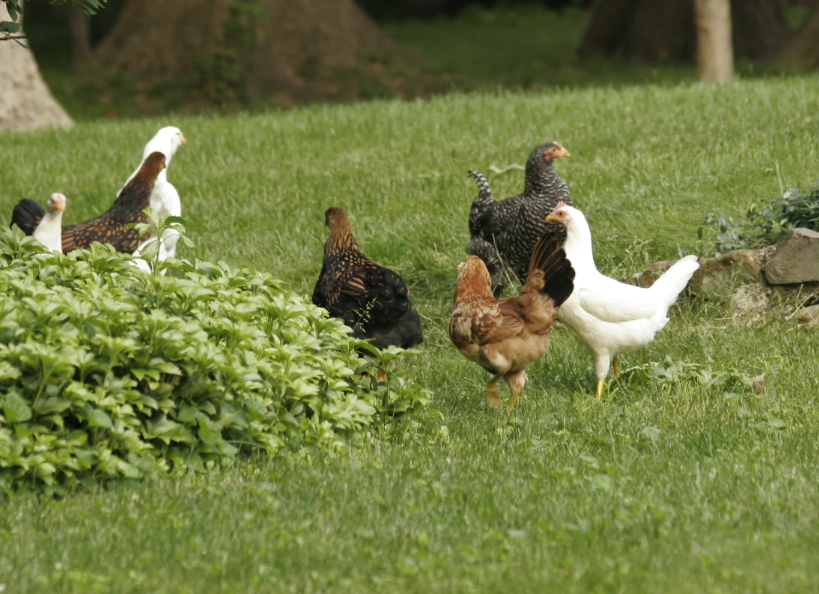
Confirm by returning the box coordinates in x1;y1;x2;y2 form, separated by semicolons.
705;183;819;255
0;229;430;496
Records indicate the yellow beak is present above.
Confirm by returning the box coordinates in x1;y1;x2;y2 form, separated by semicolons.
182;138;188;145
545;214;558;222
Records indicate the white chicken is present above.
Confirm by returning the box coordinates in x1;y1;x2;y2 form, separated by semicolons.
125;126;186;255
546;203;699;399
32;193;67;253
126;127;186;272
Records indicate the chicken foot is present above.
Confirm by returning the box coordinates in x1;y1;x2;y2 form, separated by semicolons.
504;370;527;410
486;376;503;407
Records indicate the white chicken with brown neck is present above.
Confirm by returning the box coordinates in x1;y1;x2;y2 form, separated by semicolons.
127;127;187;271
546;202;700;400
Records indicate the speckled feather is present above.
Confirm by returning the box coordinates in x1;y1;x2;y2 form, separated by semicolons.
467;142;572;294
9;152;166;254
312;208;423;350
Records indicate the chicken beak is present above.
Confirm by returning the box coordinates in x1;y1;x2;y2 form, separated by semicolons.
181;138;188;145
545;214;558;222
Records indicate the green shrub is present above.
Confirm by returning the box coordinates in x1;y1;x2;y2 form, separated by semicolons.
704;183;819;255
0;229;430;496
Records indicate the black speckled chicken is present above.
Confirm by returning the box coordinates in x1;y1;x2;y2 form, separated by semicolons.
467;141;572;295
312;207;423;350
10;152;165;254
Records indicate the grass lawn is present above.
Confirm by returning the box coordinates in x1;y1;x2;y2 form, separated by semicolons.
2;78;819;592
385;7;695;90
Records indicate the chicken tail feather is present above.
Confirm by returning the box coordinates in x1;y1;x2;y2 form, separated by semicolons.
528;232;575;307
648;254;699;308
11;198;45;235
468;169;493;201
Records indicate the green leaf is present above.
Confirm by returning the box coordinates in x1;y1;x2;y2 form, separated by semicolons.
86;408;113;429
3;392;31;423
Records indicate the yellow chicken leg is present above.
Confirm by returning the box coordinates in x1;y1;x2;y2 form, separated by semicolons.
507;387;522;411
595;381;604;400
613;356;621;379
486;382;502;407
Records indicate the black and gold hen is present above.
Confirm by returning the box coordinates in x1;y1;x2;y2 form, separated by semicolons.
312;207;423;350
467;141;571;295
10;152;166;254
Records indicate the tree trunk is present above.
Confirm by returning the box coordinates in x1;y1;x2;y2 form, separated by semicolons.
579;0;788;62
696;0;733;80
91;0;407;105
0;2;73;132
67;5;92;72
781;4;819;67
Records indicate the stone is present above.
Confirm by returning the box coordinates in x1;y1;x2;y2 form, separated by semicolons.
634;260;675;288
692;250;762;296
764;228;819;285
731;283;771;314
797;304;819;325
635;250;763;302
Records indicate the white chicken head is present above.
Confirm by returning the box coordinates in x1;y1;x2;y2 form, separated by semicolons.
47;192;67;214
142;126;187;165
545;202;577;227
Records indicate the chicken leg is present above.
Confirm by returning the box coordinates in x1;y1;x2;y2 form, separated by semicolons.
613;356;621;379
504;370;527;410
486;376;503;407
594;353;611;400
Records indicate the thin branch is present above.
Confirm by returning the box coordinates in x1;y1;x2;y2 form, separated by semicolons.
0;33;28;46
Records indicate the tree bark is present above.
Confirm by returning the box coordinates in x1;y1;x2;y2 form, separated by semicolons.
781;4;819;67
92;0;406;104
67;5;92;72
0;2;74;132
579;0;788;62
696;0;733;80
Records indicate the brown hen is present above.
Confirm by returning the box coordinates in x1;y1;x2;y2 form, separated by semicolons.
10;152;166;254
450;233;575;409
312;207;423;351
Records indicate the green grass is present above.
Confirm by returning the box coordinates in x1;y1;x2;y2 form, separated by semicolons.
2;78;819;592
385;7;695;90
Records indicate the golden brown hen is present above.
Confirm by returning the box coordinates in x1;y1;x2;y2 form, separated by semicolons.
312;207;423;350
450;233;575;409
10;152;166;254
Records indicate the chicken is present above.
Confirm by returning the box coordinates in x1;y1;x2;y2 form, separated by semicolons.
450;233;575;409
121;127;187;262
11;193;67;253
546;203;700;400
10;152;166;254
467;141;571;295
312;207;424;350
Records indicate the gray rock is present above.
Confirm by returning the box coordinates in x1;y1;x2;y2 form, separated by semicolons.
635;250;763;302
764;228;819;285
692;250;762;299
731;284;771;314
798;304;819;324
